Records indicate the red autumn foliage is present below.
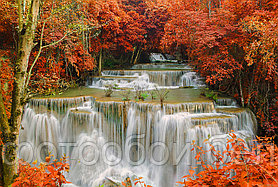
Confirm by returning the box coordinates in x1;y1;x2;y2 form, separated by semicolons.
161;0;278;136
0;0;17;49
122;177;152;187
0;0;174;96
0;50;14;118
178;134;278;186
89;0;147;55
121;135;278;187
12;156;69;187
144;1;171;51
26;0;98;94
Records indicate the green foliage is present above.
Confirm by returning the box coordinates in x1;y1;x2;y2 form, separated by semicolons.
120;89;132;101
201;88;218;101
134;86;149;101
103;57;123;69
140;92;149;101
148;90;157;100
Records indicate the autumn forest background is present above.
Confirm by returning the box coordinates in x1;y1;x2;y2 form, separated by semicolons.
0;0;278;186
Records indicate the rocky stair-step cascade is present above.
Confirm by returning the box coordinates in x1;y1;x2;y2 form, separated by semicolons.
19;63;256;187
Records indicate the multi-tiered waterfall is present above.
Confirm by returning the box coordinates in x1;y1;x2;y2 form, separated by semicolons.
87;63;204;89
19;63;256;187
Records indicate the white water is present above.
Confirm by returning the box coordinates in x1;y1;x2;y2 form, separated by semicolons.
131;63;191;70
88;67;204;89
19;63;256;187
149;53;167;62
215;98;239;108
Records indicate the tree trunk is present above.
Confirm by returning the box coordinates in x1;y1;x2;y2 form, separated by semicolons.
98;48;102;76
247;73;254;107
0;83;10;187
130;46;137;64
133;47;141;64
0;84;11;186
0;147;4;186
1;0;41;186
160;99;163;110
239;77;245;107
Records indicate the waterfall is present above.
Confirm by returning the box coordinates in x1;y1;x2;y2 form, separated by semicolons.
88;69;203;88
20;107;60;162
19;63;257;187
131;63;191;70
179;72;205;87
19;98;256;187
215;98;238;108
149;53;167;62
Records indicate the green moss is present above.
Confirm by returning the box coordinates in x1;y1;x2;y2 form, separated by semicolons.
201;88;218;101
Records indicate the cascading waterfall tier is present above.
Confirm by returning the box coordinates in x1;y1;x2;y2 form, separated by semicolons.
20;98;256;187
87;67;204;89
19;63;257;187
131;63;192;70
215;98;238;108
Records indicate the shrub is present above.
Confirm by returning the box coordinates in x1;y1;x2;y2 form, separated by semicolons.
104;83;118;97
121;89;133;101
12;156;69;187
201;88;218;101
134;86;149;101
154;87;169;108
148;90;157;100
178;134;278;186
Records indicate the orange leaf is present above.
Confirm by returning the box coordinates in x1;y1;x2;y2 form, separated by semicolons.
189;169;195;176
12;181;22;187
45;156;51;163
47;165;55;173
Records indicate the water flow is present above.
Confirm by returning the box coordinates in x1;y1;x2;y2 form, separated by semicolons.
19;63;256;187
88;63;204;89
131;63;191;70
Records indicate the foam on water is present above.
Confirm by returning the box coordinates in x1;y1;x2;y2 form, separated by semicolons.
19;63;257;187
20;98;256;187
88;64;204;89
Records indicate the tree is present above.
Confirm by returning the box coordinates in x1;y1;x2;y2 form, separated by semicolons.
0;0;42;185
26;0;98;94
0;0;101;185
161;0;278;135
144;0;171;51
